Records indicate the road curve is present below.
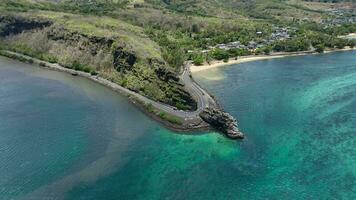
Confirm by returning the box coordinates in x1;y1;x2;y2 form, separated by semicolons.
2;51;216;121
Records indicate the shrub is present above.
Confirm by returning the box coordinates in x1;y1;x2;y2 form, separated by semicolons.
158;111;166;118
263;46;272;55
72;60;91;72
146;103;154;113
64;64;72;69
90;70;98;76
228;48;250;57
39;62;47;67
18;56;28;62
335;39;347;49
72;60;82;70
193;55;204;65
83;67;91;73
121;78;128;87
27;59;34;64
42;54;58;63
315;44;325;53
175;102;189;110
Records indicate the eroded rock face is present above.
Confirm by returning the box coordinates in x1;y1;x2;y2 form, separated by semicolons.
0;15;52;37
113;47;137;71
47;26;114;56
199;108;244;139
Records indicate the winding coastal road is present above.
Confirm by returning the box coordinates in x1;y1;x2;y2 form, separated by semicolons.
2;51;216;121
180;62;217;114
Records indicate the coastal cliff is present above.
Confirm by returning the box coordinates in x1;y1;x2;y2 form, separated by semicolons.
0;14;197;111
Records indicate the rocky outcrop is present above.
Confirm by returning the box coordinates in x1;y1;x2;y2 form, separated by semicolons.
155;67;180;82
113;47;137;71
199;108;244;139
47;26;114;56
0;15;52;37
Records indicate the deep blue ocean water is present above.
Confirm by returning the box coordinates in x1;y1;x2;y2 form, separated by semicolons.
0;51;355;200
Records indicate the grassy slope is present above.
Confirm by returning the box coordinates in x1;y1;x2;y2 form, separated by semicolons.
0;1;162;60
29;11;162;60
0;0;354;109
0;1;200;110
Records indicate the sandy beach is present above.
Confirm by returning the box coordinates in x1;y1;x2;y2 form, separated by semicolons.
190;48;356;73
339;33;356;40
346;33;356;37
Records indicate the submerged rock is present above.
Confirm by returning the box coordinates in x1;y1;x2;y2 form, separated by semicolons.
199;108;244;139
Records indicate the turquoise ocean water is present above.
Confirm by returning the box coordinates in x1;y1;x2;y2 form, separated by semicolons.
0;51;355;199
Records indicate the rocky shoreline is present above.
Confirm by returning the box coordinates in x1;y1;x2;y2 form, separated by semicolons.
200;108;244;139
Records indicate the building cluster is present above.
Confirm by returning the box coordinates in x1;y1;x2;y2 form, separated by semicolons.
270;27;293;41
187;7;355;56
191;27;296;54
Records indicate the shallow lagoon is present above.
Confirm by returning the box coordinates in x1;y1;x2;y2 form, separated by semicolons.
0;51;355;199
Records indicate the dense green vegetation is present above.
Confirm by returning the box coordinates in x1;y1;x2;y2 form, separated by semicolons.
0;42;99;75
1;0;355;67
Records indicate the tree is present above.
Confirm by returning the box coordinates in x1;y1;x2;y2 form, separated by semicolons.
228;48;239;57
212;49;229;60
335;41;346;49
162;48;185;69
263;46;272;55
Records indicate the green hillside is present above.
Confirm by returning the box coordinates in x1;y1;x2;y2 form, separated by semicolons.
0;0;355;108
